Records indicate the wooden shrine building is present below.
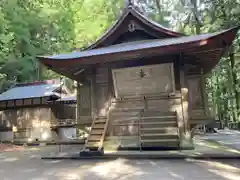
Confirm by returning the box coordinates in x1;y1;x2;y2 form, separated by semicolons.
38;4;239;153
0;79;77;142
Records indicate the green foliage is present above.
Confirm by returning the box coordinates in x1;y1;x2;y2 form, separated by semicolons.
169;0;240;124
0;0;239;126
0;0;122;92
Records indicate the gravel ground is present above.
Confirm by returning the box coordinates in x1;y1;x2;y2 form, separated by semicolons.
199;129;240;150
0;147;239;180
0;131;239;180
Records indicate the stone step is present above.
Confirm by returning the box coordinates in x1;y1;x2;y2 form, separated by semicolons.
141;140;179;148
111;109;143;115
140;121;177;128
142;116;176;121
141;132;178;136
112;118;177;125
112;97;144;102
141;117;177;123
113;104;144;109
141;138;179;143
141;127;179;134
141;134;179;140
112;115;176;120
143;111;176;117
111;108;143;112
111;109;176;117
111;112;142;118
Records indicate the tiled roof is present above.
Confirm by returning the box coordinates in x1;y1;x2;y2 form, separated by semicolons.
39;28;231;61
0;80;61;101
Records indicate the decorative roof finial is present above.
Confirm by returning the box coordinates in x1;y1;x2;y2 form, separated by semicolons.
125;0;134;7
128;0;133;5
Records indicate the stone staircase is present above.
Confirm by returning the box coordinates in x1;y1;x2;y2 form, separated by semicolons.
110;97;180;150
80;96;181;155
140;110;180;149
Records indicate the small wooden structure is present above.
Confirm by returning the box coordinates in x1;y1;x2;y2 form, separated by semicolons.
0;79;76;142
38;5;239;152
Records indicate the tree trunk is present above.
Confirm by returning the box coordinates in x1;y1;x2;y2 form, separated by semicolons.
229;50;240;122
190;0;201;34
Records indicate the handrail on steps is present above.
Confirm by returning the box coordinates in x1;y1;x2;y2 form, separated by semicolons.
138;108;144;152
98;110;111;152
83;115;96;151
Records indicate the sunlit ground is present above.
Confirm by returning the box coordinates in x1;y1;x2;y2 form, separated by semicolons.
0;151;239;180
187;159;240;180
0;133;239;180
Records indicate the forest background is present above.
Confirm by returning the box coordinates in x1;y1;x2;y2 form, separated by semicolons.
0;0;239;126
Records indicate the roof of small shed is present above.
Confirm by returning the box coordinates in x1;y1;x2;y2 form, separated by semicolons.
0;80;61;102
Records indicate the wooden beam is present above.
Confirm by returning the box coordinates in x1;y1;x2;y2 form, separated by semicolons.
186;48;223;55
74;68;84;76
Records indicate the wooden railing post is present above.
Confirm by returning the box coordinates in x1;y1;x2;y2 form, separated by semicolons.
138;109;144;152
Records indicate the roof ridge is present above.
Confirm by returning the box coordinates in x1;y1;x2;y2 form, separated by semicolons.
85;1;183;50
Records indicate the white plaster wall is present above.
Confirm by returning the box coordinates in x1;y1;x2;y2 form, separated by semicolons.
0;131;14;141
30;127;54;141
58;127;76;140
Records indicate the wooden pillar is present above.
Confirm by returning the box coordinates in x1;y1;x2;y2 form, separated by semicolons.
90;74;97;119
200;69;209;117
179;69;188;133
179;63;193;149
76;82;81;123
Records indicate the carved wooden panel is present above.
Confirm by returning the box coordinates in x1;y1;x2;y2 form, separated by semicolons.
187;76;203;108
112;63;175;98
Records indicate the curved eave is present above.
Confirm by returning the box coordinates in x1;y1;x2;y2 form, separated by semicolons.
87;5;184;49
38;26;239;79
